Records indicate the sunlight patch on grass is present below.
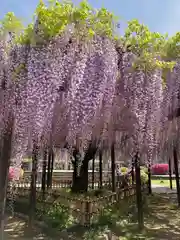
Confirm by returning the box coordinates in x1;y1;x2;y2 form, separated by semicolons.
152;179;176;188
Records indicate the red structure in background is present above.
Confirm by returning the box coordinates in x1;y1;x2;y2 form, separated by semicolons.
151;164;169;175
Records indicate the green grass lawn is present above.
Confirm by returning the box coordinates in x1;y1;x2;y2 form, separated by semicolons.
151;179;176;188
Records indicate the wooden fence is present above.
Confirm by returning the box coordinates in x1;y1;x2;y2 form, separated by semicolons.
7;184;139;227
22;170;111;183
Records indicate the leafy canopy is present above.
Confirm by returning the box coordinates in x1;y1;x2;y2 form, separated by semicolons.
17;0;118;44
121;19;176;70
0;0;180;71
0;12;24;36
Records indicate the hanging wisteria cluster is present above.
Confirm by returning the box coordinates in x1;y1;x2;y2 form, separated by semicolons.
1;0;180;178
158;62;180;160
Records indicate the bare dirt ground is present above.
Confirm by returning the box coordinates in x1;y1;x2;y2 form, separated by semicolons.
3;187;180;240
3;216;53;240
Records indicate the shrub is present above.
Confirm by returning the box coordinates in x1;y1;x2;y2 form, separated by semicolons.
44;203;74;229
141;166;148;174
151;164;169;175
126;168;148;185
140;170;148;184
120;167;128;173
131;169;148;185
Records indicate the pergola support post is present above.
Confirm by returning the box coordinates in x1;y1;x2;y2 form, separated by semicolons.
173;147;180;207
135;152;144;230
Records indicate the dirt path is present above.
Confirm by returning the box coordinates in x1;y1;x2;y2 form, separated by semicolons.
152;184;176;194
111;193;180;239
3;215;53;240
142;194;180;239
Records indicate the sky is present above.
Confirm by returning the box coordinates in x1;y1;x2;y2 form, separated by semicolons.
0;0;179;36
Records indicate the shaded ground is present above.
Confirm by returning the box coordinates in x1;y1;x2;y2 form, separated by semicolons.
4;216;56;240
64;192;180;240
114;194;180;240
152;185;176;194
4;189;180;240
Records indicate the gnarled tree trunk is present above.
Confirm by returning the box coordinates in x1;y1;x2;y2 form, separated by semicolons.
71;142;98;193
71;160;89;193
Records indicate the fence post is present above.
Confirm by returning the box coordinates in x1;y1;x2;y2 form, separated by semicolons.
80;201;85;225
168;157;172;190
85;201;91;226
99;150;103;189
92;157;95;189
111;143;116;192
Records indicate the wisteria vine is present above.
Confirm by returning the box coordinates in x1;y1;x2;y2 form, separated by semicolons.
0;0;180;179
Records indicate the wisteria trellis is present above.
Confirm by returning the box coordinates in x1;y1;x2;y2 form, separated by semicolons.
0;20;180;181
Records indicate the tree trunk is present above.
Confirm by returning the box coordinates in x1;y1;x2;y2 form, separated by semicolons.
92;156;95;189
72;149;79;187
46;149;51;189
71;160;89;193
168;157;172;190
111;144;116;192
173;147;180;207
131;157;134;184
99;150;102;189
29;143;38;226
0;117;14;239
148;164;152;194
0;149;9;221
49;149;54;188
71;141;98;193
72;160;77;186
41;149;47;198
135;152;144;230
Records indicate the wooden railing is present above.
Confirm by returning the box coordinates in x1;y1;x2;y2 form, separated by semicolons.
22;170;111;183
7;184;138;227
